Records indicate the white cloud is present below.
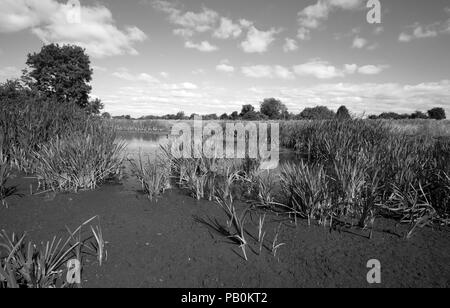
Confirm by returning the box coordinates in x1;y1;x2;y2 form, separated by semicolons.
0;0;147;58
399;20;450;42
283;38;298;52
180;82;198;90
344;64;358;74
297;0;363;40
352;36;367;49
0;66;22;81
153;1;218;33
192;69;206;75
293;60;345;79
112;69;198;91
243;80;450;116
274;66;296;80
241;26;280;53
357;65;389;75
100;80;450;118
293;60;387;79
216;63;235;73
374;26;384;35
112;69;160;84
241;65;294;80
173;28;195;38
241;65;273;78
213;17;242;39
185;40;218;52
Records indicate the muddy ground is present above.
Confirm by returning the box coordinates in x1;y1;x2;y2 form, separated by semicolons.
1;174;449;288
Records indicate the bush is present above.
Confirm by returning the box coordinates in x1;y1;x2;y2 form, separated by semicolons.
428;107;446;120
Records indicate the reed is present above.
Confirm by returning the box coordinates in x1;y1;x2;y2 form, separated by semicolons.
0;216;105;288
33;121;125;193
129;153;170;201
0;150;19;208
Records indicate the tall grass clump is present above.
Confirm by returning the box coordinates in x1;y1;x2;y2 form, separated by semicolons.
280;162;332;226
161;144;251;201
0;150;19;208
129;153;170;201
33;121;125;193
279;119;450;234
0;216;106;288
0;83;89;173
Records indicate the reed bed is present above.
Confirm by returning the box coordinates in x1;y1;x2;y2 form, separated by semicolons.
278;120;449;236
33;122;126;193
0;216;106;288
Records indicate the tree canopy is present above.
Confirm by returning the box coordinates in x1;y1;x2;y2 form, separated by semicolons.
260;98;288;120
24;44;102;114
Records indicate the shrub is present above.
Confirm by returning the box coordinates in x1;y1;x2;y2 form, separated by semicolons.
427;107;446;120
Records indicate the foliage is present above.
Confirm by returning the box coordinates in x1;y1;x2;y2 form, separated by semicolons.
260;98;288;120
0;217;106;288
25;44;93;109
129;153;170;201
336;105;351;121
298;106;336;120
0;81;89;172
33;121;125;193
428;107;446;120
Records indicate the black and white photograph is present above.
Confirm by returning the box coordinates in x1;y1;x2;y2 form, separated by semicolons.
0;0;449;292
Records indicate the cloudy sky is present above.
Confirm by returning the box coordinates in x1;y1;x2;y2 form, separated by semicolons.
0;0;449;117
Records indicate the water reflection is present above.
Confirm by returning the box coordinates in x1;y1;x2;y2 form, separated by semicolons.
117;131;296;163
118;132;169;158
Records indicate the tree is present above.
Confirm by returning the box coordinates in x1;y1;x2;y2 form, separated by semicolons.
204;114;218;120
240;105;260;120
298;106;336;120
220;113;229;120
336;105;351;120
240;104;255;117
85;98;104;115
230;111;239;120
427;107;446;120
101;112;111;120
175;111;186;120
25;44;94;110
410;111;428;119
260;98;288;120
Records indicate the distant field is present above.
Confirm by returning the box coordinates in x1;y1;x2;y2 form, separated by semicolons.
110;118;450;138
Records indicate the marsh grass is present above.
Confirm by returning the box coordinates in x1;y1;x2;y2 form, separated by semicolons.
33;122;125;193
0;150;20;208
0;216;105;288
215;193;250;261
129;153;170;201
278;119;449;235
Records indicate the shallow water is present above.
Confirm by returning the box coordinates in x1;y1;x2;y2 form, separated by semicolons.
117;131;297;164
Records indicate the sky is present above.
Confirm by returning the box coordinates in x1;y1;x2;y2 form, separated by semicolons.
0;0;449;117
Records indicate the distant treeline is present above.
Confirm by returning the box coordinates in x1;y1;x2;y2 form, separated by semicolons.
106;98;447;122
